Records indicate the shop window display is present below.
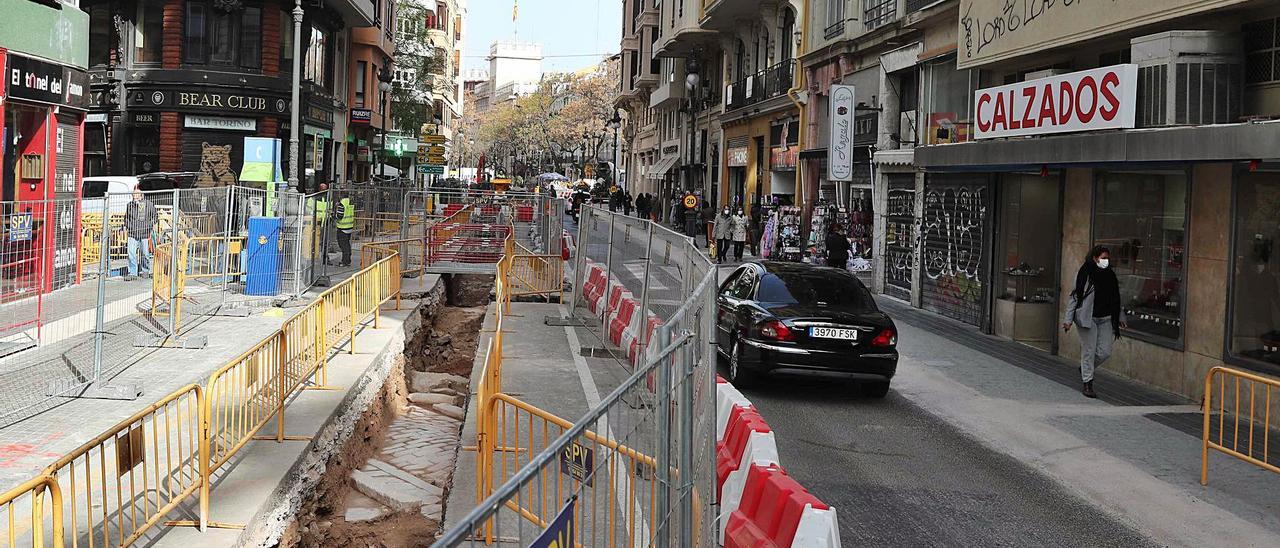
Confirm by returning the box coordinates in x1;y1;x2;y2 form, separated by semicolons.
1093;170;1187;343
1229;174;1280;368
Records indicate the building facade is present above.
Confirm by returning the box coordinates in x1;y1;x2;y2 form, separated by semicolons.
616;0;805;227
791;0;1280;401
83;0;378;192
0;0;91;293
349;0;396;181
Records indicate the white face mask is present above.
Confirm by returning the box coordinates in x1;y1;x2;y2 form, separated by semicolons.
723;208;729;214
1097;258;1110;269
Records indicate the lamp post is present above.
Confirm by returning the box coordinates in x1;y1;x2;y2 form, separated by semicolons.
685;58;701;198
288;0;304;189
607;114;621;190
377;62;394;182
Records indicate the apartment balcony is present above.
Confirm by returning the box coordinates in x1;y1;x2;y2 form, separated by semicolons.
724;59;795;112
699;0;758;31
650;74;686;109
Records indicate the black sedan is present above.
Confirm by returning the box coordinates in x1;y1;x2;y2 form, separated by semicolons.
716;261;899;397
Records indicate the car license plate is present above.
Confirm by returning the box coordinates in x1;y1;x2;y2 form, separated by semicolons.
810;327;857;340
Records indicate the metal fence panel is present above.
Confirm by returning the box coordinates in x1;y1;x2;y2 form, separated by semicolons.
438;204;717;547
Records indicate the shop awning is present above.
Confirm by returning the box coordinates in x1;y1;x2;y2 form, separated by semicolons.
647;155;679;180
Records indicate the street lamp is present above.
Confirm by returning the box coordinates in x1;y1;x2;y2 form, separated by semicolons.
377;62;394;182
288;0;304;189
607;114;621;191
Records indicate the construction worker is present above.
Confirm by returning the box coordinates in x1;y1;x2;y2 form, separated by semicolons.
334;194;355;267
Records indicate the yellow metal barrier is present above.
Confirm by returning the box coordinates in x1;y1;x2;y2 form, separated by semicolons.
150;237;189;333
1202;366;1280;485
80;213;128;271
0;475;64;548
478;393;658;546
0;228;406;547
43;385;205;546
508;254;564;301
186;236;245;281
360;239;424;279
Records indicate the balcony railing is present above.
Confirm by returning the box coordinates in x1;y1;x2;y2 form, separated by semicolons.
725;59;795;111
864;0;896;30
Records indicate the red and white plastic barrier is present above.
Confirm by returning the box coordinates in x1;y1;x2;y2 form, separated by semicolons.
576;261;839;547
723;464;840;548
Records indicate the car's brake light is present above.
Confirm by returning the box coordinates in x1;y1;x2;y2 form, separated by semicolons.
870;328;897;347
759;320;795;342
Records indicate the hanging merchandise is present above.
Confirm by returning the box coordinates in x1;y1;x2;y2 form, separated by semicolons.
760;210;778;259
776;206;804;262
846;189;873;272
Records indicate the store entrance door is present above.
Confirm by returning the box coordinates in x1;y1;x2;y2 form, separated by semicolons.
993;173;1062;352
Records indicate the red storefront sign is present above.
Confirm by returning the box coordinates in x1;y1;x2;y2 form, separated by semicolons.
769;146;796;171
973;64;1138;140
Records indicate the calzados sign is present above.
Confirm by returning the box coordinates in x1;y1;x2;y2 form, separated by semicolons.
973;64;1137;140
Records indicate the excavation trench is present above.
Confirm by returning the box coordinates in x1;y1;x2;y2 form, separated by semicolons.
277;304;486;547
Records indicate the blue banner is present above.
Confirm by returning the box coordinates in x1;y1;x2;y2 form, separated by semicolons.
529;498;575;548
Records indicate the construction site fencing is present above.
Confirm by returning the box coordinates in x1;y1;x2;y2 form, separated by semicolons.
1201;366;1280;485
0;186;326;428
0;244;404;547
438;204;717;547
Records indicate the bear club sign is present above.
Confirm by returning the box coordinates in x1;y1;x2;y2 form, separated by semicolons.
973;64;1137;140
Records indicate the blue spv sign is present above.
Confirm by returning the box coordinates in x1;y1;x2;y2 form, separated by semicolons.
9;213;32;242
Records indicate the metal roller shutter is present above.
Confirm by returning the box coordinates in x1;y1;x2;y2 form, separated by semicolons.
883;174;915;302
920;174;991;326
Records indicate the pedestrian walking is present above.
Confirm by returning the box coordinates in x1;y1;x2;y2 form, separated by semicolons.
1062;245;1127;399
123;185;157;281
825;223;850;269
668;198;680;227
731;208;748;261
635;193;648;219
334;194;356;267
623;191;634;216
714;206;732;263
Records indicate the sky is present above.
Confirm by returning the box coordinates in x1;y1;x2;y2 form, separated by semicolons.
462;0;622;74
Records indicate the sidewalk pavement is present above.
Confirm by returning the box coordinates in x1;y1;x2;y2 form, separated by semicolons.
146;290;434;547
879;296;1280;546
0;255;437;495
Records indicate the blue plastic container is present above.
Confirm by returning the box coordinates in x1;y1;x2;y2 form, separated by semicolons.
245;216;282;296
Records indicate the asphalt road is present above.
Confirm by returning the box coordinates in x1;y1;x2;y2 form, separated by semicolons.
736;375;1157;547
573;209;1155;546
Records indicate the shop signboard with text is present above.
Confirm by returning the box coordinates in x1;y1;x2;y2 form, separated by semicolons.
828;84;855;181
973;64;1137;140
958;0;1245;69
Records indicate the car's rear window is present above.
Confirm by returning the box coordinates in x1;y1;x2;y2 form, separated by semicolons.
82;180;110;199
757;271;877;310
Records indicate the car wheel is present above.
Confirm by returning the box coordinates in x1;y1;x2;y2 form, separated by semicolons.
728;338;757;387
861;381;891;399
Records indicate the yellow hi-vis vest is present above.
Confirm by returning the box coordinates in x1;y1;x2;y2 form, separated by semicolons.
310;196;329;222
336;198;355;230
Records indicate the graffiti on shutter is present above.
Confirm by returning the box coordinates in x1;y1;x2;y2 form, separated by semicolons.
53;116;82;290
883;174;915;301
920;178;989;325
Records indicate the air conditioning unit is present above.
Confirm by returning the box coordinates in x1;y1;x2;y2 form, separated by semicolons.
1131;30;1242;127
